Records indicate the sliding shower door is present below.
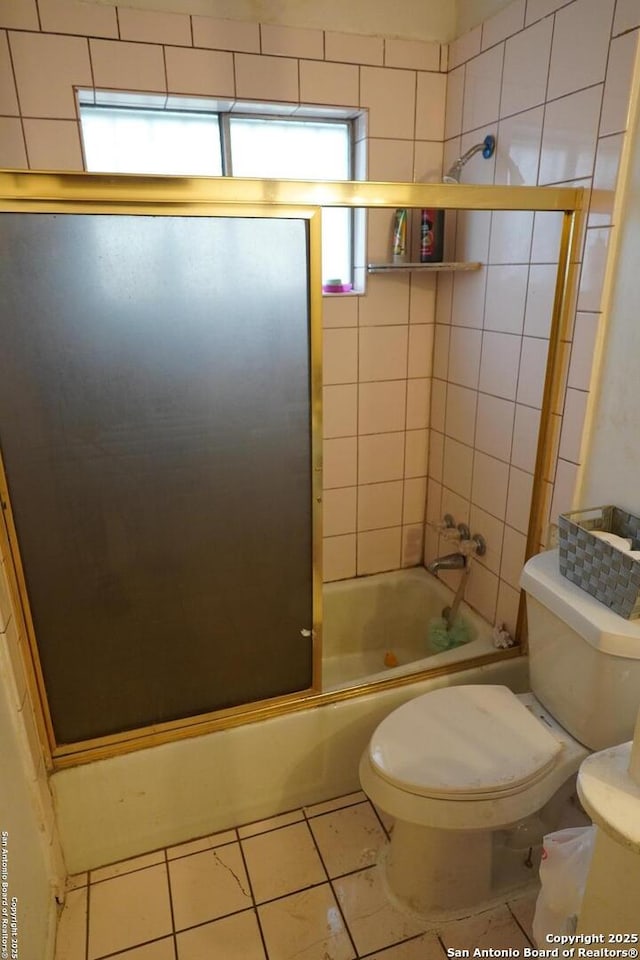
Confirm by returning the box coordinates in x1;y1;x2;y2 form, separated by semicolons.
0;211;316;746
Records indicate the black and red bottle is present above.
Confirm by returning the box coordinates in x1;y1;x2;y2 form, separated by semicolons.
419;208;444;263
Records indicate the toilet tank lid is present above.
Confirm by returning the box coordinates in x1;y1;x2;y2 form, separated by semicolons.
521;549;640;658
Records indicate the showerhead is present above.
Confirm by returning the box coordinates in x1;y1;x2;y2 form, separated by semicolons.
443;134;496;184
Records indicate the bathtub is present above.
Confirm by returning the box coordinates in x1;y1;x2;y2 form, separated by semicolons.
323;567;497;690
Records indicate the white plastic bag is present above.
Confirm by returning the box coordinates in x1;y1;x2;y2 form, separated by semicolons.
532;825;597;946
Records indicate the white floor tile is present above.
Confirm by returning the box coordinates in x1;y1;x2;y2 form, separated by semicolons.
309;801;387;877
366;932;446;959
88;864;173;959
508;890;538;943
333;866;428;956
439;903;531;951
55;887;87;960
91;850;166;883
168;843;252;932
258;883;356;960
176;909;265;960
109;938;176;959
241;821;326;903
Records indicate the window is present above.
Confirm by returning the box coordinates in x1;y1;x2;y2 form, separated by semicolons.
79;96;354;286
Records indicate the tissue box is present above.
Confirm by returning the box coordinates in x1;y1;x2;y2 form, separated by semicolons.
558;506;640;619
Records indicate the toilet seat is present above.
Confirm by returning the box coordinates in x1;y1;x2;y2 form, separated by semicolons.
369;685;564;801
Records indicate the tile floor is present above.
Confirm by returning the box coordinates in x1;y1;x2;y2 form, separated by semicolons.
55;791;538;960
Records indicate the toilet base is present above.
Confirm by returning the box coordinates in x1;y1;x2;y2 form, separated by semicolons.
382;819;539;919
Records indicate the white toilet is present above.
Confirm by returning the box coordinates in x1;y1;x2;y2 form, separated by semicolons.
359;549;640;918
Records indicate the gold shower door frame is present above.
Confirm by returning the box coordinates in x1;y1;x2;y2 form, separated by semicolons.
0;172;583;768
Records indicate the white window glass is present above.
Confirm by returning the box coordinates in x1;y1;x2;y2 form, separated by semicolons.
229;118;352;285
80;107;222;176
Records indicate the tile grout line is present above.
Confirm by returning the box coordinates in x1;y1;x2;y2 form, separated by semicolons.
234;830;270;960
163;849;179;957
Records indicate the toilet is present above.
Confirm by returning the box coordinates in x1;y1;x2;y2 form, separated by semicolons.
359;549;640;918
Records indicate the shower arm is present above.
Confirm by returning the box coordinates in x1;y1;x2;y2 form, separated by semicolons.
443;134;496;183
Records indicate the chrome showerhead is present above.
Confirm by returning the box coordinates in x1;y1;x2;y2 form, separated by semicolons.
443;134;496;184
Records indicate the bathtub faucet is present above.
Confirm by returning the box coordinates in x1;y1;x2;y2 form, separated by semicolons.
426;552;466;575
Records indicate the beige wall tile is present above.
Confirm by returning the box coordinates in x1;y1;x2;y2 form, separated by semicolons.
484;265;528;335
451;269;487;328
462;45;503;134
409;273;437;323
359;326;408;381
402;523;424;566
531;211;564;263
500;18;553;119
496;580;520;637
524;264;556;337
475;393;515;462
299;59;358;106
526;0;575;25
261;24;323;60
506;466;534;534
413;139;444;183
415;71;446;141
568;312;599;391
577;226;611;312
443;436;473;499
472;451;510;520
367;138;413;181
385;38;440;72
90;38;166;93
455;210;491;263
323;533;356;581
366;208;395;264
192;16;259;53
489;211;534;264
323;328;357;385
482;0;525;50
0;0;38;30
433;324;450;380
429;430;445;481
408;323;433;379
466;554;499;623
323;488;356;537
0;116;26;167
357;481;403;531
357;527;402;575
23;118;83;169
430;379;446;433
448;327;482;388
511;404;541;473
323;294;358;328
323;384;357;438
0;31;18;115
495;106;544;186
10;31;91;118
547;0;614;101
559;387;588;464
469;504;505;575
235;53;298;102
407;377;430;430
550;458;578;519
501;524;527;590
538;85;602;185
449;25;481;70
600;31;638;137
358;380;406;434
478;331;520;400
516;337;549;409
38;0;118;38
323;437;357;489
403;477;427;524
165;47;234;97
358;432;405;484
324;30;382;65
445;65;465;140
360;66;416;139
591;133;623;226
614;0;640;34
445;383;477;447
119;7;191;46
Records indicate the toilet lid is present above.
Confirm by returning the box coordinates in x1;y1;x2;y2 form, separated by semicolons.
369;685;564;800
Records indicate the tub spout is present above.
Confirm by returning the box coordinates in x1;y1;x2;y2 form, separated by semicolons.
426;552;466;575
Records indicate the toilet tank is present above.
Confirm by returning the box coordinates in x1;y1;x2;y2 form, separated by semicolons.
521;550;640;751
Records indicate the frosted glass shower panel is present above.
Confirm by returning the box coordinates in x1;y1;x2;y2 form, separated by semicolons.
0;213;314;744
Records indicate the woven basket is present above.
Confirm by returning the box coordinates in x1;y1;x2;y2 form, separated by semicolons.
558;506;640;619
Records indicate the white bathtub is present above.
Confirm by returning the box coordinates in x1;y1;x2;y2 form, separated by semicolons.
323;567;496;690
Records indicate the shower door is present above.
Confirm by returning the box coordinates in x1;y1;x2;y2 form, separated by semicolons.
0;211;317;747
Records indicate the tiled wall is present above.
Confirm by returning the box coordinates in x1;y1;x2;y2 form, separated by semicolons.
424;0;639;634
0;0;448;584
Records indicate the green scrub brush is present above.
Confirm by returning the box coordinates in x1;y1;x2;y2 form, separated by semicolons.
428;564;472;652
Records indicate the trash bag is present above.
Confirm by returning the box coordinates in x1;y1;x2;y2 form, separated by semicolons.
532;825;597;946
